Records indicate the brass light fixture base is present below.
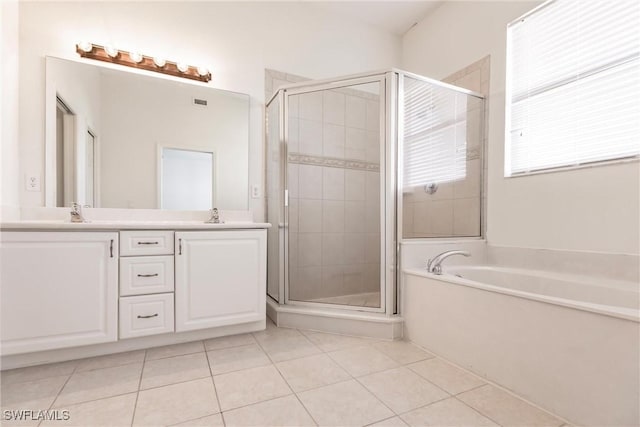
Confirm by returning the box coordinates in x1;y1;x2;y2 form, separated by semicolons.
76;44;211;83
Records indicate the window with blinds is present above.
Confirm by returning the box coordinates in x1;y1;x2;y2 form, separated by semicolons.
403;76;469;188
505;0;640;176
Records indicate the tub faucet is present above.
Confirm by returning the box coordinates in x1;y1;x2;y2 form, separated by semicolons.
70;202;86;223
206;208;220;224
427;250;471;275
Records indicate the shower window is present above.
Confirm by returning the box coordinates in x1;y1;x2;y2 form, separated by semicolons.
505;0;640;176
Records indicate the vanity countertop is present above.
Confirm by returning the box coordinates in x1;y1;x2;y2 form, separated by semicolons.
0;221;272;231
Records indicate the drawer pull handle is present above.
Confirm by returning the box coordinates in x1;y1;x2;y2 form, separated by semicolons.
137;241;159;245
137;313;159;319
137;273;159;278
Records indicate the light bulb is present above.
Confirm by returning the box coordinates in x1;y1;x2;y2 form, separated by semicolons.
176;63;189;73
197;66;209;77
129;52;143;63
78;41;93;53
105;45;119;58
154;57;166;68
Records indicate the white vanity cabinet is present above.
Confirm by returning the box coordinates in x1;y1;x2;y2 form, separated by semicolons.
175;230;267;332
0;224;269;365
0;232;119;355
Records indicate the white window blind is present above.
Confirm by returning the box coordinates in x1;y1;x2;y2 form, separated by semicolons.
506;0;640;176
403;77;468;188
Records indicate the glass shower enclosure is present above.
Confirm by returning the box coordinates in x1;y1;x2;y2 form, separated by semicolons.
266;70;484;315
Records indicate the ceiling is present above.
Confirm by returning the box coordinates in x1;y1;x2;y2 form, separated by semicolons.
313;1;444;36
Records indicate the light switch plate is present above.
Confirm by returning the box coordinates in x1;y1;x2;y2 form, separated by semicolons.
25;175;41;192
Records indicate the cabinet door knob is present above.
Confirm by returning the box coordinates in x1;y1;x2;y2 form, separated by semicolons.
137;313;159;319
137;273;159;278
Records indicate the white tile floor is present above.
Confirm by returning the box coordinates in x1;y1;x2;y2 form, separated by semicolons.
1;320;568;427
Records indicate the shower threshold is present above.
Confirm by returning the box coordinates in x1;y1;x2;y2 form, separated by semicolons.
266;298;403;340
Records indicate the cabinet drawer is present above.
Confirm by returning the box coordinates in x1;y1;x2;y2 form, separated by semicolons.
120;256;174;296
119;293;174;339
120;231;174;256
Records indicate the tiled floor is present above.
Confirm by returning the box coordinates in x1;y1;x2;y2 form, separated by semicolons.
1;320;567;427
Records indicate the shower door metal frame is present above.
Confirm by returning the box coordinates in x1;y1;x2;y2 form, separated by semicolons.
265;89;287;304
281;73;392;314
385;71;399;315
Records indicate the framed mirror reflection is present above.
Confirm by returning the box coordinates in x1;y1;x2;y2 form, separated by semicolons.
45;56;250;210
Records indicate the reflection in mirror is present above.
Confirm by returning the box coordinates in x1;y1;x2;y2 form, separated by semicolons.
160;147;214;210
85;130;96;207
45;56;250;210
55;97;76;207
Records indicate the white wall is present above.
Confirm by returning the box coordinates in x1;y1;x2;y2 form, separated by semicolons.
402;1;640;254
17;1;401;220
1;0;20;217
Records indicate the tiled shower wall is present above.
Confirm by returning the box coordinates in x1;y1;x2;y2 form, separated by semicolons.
266;70;382;303
402;56;490;238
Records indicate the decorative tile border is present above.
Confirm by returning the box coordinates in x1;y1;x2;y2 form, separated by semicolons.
288;152;380;172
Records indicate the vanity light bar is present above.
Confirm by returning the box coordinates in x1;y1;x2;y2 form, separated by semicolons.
75;43;211;83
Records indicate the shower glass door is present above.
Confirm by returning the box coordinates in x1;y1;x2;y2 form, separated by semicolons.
284;77;386;311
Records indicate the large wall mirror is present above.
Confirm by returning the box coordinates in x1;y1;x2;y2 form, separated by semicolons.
45;56;250;210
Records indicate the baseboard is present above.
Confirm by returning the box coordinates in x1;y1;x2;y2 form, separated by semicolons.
1;319;265;370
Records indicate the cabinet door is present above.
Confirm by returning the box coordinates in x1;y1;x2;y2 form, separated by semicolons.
175;230;266;332
0;232;118;355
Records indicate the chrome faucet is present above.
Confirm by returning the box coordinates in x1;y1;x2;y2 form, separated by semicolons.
70;202;87;223
426;250;471;275
206;208;221;224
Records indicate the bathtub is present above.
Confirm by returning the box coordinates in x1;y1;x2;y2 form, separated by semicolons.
402;265;640;427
